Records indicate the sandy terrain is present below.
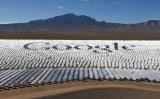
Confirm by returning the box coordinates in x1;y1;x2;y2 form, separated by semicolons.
0;80;160;99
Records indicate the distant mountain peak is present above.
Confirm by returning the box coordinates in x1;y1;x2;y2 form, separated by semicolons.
143;20;160;26
147;20;160;23
0;13;160;40
30;13;98;27
59;13;77;17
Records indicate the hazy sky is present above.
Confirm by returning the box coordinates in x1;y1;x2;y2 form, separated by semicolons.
0;0;160;24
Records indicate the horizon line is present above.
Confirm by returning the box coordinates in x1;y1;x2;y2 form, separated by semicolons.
0;13;159;25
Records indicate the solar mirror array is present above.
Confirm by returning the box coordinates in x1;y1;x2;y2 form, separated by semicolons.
0;40;160;90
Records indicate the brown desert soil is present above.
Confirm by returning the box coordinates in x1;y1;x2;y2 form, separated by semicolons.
0;80;160;99
1;31;160;40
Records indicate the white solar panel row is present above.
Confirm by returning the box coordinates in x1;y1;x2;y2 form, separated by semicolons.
0;48;160;70
0;68;159;86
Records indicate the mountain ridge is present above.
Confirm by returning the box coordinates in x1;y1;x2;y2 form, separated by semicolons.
0;13;160;40
1;13;159;25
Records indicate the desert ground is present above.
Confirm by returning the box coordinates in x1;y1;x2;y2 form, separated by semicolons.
0;80;160;99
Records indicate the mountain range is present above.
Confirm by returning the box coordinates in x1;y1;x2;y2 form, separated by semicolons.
0;13;160;40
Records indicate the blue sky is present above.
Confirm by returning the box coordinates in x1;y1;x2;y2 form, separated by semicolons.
0;0;160;24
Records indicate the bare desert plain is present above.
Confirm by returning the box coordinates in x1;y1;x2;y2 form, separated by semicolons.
0;81;160;99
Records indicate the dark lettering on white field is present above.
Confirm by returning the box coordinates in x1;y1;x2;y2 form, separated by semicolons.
23;42;137;52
